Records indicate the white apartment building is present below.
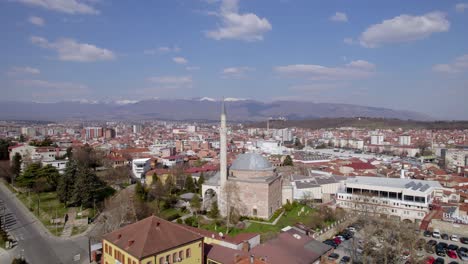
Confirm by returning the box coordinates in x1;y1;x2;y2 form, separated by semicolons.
131;158;151;179
337;176;444;222
41;160;68;174
399;135;411;146
370;134;384;145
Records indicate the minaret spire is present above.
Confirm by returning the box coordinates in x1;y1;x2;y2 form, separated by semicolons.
219;97;228;216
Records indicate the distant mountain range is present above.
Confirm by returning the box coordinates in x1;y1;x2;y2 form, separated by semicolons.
0;98;432;121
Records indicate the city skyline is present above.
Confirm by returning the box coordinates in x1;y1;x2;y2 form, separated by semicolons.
1;0;468;119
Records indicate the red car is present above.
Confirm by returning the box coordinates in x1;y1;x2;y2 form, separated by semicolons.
333;237;342;245
447;249;457;259
425;256;435;264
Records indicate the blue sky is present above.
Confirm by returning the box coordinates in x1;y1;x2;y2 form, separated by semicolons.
1;0;467;119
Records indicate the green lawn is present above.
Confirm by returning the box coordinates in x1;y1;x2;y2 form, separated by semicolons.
17;191;68;234
201;205;316;237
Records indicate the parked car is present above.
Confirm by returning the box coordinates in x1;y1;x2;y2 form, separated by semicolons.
425;256;435;264
323;239;338;249
460;237;468;244
447;244;458;251
434;257;445;264
427;240;438;246
347;226;357;232
447;250;457;259
448;261;458;264
328;253;340;261
457;247;468;261
425;244;435;254
436;242;448;257
441;233;449;240
433;229;441;239
339;256;351;264
424;230;432;237
450;235;459;242
333;237;342;245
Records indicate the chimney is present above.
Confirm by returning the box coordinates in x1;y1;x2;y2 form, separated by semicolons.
250;255;254;264
117;234;122;239
128;240;135;247
400;169;405;179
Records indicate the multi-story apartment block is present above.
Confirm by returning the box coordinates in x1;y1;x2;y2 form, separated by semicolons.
337;176;444;222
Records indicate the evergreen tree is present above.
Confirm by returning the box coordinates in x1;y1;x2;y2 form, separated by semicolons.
16;162;41;189
38;164;60;190
283;155;293;166
197;173;205;194
72;167;102;208
19;134;25;143
184;175;196;193
165;175;175;194
11;153;22;177
209;201;219;219
135;181;147;201
57;161;78;204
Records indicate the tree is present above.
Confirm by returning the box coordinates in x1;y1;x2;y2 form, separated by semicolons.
0;161;12;183
197;173;205;194
283;155;293;166
38;164;60;190
19;134;25;143
135;182;147;202
149;177;165;212
184;175;196;193
0;139;14;160
16;162;41;189
11;153;22;178
209;201;219;219
191;195;201;227
57;161;78;204
71;167;103;208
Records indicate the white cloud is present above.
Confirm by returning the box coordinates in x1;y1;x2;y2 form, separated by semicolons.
222;66;254;78
31;36;115;62
8;66;40;75
343;37;354;45
359;11;450;48
147;75;193;90
330;12;348;22
15;0;99;15
432;54;468;73
28;16;45;26
173;57;188;64
144;46;180;55
275;60;376;80
289;83;346;91
456;3;468;13
16;79;88;90
206;0;272;41
186;66;200;71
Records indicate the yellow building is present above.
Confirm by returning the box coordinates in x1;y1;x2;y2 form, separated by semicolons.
102;216;204;264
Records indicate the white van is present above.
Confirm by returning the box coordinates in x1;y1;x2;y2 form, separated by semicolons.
432;229;441;238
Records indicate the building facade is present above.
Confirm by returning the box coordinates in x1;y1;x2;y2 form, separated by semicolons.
336;176;444;222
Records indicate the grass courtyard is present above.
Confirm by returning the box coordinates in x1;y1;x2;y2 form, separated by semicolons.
200;204;317;239
17;191;69;236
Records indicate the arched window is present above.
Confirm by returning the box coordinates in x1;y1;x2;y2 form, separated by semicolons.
179;250;184;260
186;248;191;258
159;257;164;264
173;252;177;262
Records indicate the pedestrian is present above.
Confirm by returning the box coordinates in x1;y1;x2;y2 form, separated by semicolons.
64;213;69;224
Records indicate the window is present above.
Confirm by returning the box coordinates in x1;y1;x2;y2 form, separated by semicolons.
186;248;191;258
159;257;164;264
253;208;257;216
173;253;177;262
128;257;131;264
108;246;112;256
179;251;184;260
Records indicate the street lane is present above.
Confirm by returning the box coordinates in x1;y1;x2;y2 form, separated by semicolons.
0;186;62;264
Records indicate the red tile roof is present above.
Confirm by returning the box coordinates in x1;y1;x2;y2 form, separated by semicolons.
103;216;202;259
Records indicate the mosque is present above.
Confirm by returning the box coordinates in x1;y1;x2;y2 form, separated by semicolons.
201;101;283;219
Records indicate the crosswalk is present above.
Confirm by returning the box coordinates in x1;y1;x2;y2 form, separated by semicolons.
0;199;22;244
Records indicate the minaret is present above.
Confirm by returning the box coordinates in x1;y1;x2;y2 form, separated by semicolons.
218;99;228;217
220;99;227;187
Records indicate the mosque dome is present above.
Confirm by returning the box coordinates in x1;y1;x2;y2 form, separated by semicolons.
230;153;274;171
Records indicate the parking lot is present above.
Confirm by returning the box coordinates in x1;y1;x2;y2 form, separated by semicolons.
322;223;468;264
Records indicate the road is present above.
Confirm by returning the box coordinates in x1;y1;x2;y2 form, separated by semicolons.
0;183;90;264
